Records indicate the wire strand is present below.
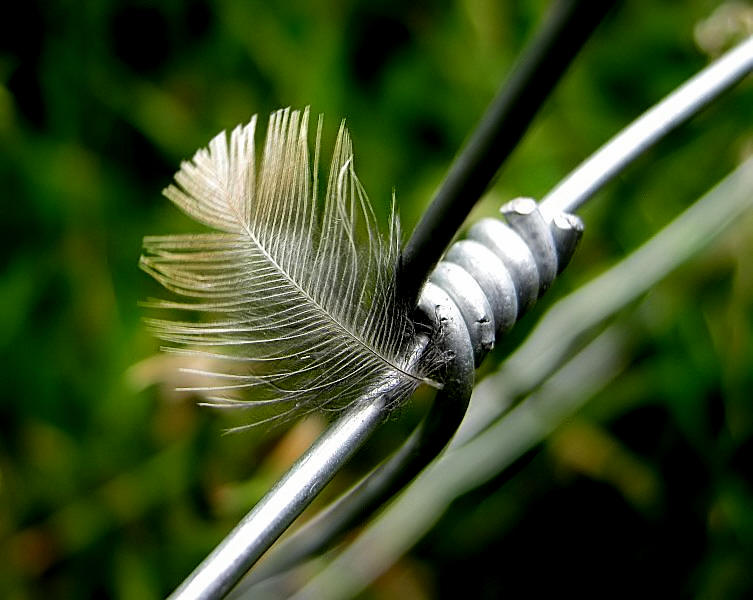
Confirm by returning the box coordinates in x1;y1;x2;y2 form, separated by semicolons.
400;0;619;304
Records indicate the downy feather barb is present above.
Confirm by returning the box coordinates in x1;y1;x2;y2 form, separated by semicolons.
140;108;437;429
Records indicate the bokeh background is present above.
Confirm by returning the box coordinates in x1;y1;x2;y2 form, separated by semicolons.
2;0;753;598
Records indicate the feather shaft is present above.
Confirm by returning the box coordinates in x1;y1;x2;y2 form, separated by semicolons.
141;108;439;425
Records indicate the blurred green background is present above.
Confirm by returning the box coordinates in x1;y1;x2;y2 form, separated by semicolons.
1;0;753;598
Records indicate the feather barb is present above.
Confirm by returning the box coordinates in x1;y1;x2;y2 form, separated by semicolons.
141;107;438;427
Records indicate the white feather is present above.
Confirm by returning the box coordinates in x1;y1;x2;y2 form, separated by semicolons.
140;108;437;428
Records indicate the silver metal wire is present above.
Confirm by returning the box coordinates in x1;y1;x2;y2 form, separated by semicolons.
169;34;753;600
432;199;583;369
169;385;393;600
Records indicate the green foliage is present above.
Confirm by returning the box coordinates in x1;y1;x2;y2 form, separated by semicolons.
1;1;752;598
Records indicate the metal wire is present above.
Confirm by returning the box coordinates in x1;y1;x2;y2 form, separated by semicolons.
168;31;753;600
540;34;753;217
228;202;583;599
400;0;619;304
169;387;393;600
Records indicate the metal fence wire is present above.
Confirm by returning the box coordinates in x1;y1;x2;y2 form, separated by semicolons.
162;3;753;598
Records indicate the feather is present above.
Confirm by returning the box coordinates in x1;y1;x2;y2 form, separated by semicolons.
140;107;438;429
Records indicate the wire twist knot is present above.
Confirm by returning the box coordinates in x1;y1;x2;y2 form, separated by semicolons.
422;198;583;371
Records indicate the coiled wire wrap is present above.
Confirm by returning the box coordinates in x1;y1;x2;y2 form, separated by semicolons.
428;197;583;369
232;199;582;598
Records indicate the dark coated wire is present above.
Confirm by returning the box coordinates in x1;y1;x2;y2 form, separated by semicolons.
400;0;620;305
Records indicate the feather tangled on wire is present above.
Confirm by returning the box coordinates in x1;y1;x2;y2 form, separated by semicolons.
140;107;440;429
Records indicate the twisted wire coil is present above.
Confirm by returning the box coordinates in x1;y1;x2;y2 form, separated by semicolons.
420;197;583;376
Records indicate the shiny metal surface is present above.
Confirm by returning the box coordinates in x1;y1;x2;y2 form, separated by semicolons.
445;240;519;335
416;280;477;399
169;385;394;600
540;34;753;217
502;197;558;293
450;200;581;344
468;218;540;315
429;262;495;363
550;213;585;273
